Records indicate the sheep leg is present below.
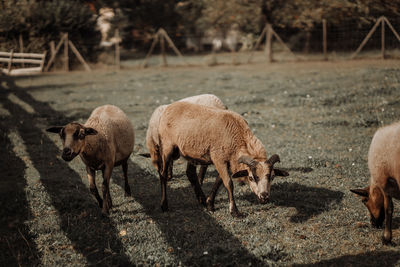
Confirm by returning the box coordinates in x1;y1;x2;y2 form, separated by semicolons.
101;165;113;215
382;195;394;245
167;161;173;181
160;148;173;212
87;166;103;208
122;160;131;197
214;162;243;218
206;176;223;212
186;163;207;206
198;165;208;185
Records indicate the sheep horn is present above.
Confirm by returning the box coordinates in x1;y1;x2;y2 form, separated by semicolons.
238;155;257;167
266;154;280;165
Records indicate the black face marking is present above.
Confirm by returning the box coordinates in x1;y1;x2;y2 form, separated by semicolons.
73;129;79;139
60;128;65;139
250;166;259;182
248;175;256;183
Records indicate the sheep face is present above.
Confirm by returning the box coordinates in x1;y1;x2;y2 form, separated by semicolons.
233;154;289;204
46;123;98;162
350;187;385;228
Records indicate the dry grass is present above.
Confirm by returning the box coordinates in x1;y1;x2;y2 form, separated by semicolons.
1;58;400;266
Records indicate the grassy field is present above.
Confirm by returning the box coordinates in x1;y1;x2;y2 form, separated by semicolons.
1;58;400;266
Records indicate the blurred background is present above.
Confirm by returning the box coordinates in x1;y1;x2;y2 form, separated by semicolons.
1;0;399;69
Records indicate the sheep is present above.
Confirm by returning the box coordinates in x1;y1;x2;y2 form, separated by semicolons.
157;101;289;217
351;122;400;245
144;94;227;184
46;104;134;215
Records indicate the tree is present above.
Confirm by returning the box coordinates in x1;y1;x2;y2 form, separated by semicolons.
0;0;101;62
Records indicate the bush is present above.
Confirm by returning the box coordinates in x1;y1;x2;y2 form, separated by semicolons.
0;0;101;64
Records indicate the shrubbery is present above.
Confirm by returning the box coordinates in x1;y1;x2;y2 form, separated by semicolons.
0;0;101;62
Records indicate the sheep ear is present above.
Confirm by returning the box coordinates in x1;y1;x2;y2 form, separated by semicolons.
350;188;369;198
46;126;64;134
274;168;289;177
84;127;98;136
232;170;249;178
139;153;151;158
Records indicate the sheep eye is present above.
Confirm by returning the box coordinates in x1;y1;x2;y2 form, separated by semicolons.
73;130;80;139
248;176;254;182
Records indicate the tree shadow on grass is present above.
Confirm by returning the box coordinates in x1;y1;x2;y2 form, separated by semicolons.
0;119;41;266
271;182;344;223
293;250;400;267
240;181;344;223
1;82;132;265
124;160;267;266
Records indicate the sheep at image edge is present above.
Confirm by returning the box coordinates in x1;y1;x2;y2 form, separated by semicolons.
351;121;400;245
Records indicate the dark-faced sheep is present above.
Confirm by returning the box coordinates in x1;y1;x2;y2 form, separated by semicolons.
144;94;227;184
157;102;288;217
351;122;400;245
47;104;134;215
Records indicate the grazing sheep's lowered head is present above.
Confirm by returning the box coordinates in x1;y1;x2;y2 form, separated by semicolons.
232;154;289;204
46;122;98;162
350;187;385;228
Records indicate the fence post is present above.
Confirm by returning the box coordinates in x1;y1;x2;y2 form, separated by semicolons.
141;32;159;68
68;41;92;72
265;24;273;63
115;29;120;70
381;17;385;59
19;34;25;67
64;33;69;71
351;17;382;59
322;19;327;61
7;49;14;74
50;41;55;58
160;32;167;66
45;34;67;72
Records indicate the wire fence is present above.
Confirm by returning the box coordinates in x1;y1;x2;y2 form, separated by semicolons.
1;16;399;73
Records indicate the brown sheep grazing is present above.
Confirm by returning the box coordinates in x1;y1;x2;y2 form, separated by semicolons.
46;105;134;215
143;94;227;184
351;122;400;245
158;102;288;217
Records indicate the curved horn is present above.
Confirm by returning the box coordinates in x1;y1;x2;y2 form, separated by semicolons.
266;154;280;165
238;155;257;167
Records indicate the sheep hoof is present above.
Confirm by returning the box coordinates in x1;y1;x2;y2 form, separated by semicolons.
382;236;395;246
231;210;246;218
207;205;215;212
199;197;207;207
125;188;132;197
161;202;169;212
107;197;113;209
206;198;215;212
101;208;110;216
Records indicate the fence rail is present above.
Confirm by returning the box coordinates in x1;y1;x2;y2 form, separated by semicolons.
1;16;399;73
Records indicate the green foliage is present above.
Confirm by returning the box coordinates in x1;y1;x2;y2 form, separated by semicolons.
0;0;101;62
175;0;262;36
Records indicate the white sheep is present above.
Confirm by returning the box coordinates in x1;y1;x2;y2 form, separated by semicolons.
47;104;134;215
351;122;400;245
144;94;227;184
157;101;288;217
